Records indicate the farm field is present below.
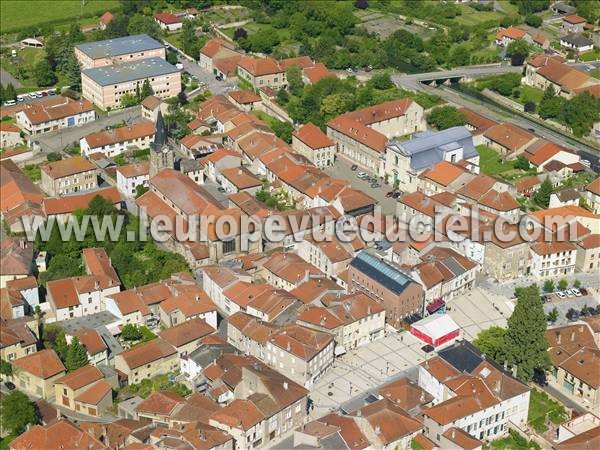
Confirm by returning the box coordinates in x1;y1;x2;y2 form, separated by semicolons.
0;0;120;32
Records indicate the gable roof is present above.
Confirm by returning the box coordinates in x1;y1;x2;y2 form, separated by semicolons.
293;122;333;149
12;348;65;379
117;338;176;370
159;317;214;348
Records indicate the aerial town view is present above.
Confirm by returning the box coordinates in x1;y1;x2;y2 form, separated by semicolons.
0;0;599;449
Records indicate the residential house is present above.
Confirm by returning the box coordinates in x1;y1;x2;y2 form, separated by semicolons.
15;97;95;136
40;156;97;196
159;317;215;357
141;95;168;122
494;27;529;46
42;187;122;224
482;123;537;157
53;365;113;417
199;39;240;74
524;139;580;170
483;224;530;281
292;123;335;169
9;419;107;450
297;292;386;353
158;290;218;328
98;11;113;30
576;234;600;273
114;337;178;384
219;166;262;194
11;349;66;400
0;317;38;362
0;238;34;288
201;148;242;182
419;341;530;444
237;56;286;90
75;34;166;69
228;90;261;112
347;251;424;329
386;126;479;192
262;252;326;291
116;162;150;197
560;33;594;53
154;12;183;31
0;123;22;148
223;281;297;322
0;160;44;233
554;413;600;450
457;108;498;146
297;234;357;278
81;121;156;157
549;188;581;208
584;178;600;215
70;328;109;366
200;265;252;316
2;276;39;318
562;14;587;33
546;323;600;410
294;414;370;450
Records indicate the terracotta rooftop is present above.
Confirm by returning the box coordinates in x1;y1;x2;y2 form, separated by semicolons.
83;121;155;148
159;317;215;348
154;12;181;24
55;365;103;391
136;390;185;416
41;156;95;179
0;160;44;213
117;337;176;370
116;161;150;178
9;419;106;450
293;122;334;149
43;186;121;216
237;56;282;77
483;123;536;153
420;160;468;186
18;97;93;125
496;26;527;41
228;90;261;104
563;14;586;24
12;348;65;379
209;399;265;431
353;398;423;445
75;379;112;405
73;328;107;356
219;166;262;190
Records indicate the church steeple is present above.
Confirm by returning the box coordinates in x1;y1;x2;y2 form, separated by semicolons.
149;111;174;177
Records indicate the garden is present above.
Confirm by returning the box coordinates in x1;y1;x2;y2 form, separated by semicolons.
528;389;568;433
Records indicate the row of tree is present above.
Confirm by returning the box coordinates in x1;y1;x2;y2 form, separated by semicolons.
538;88;600;137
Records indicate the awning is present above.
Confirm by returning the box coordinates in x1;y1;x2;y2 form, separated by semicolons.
334;345;347;356
426;299;445;314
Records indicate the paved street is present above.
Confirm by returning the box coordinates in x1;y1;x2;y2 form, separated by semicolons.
543;294;599;326
324;157;397;215
36;108;141;153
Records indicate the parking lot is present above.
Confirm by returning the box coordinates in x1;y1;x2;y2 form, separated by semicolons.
325;158;398;215
543;293;599;326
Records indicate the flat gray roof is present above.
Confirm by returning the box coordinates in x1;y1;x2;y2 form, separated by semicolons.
76;34;163;59
82;57;179;86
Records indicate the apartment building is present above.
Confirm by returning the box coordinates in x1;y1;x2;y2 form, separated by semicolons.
529;240;577;278
82;57;181;110
262;252;325;291
116;162;149;197
40;156;97;196
297;234;356;278
483;226;530;281
114;337;178;384
546;323;600;410
11;349;66;400
81;121;156;157
237;56;286;90
291;123;335;169
75;34;166;69
15;97;95;136
297;292;385;352
419;341;530;445
348;251;424;329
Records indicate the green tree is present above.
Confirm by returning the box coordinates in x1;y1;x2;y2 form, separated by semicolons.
506;39;530;58
286;65;304;96
547;307;559;324
473;326;506;363
426;106;467;130
573;279;581;288
0;359;12;377
120;93;139;108
558;279;568;291
270;120;294;143
525;14;543;28
42;324;68;360
538;96;565;119
4;83;17;101
559;92;600;137
140;79;153;99
35;59;58;87
447;44;470;68
0;390;39;435
181;19;200;58
514;156;531;171
368;72;394;90
127;14;161;40
533;177;552;208
68;22;85;44
65;337;88;371
135;185;149;198
502;284;551;381
121;324;143;341
543;280;554;293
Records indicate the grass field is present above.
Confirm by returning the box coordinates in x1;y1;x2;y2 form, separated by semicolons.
580;48;600;62
0;0;120;33
514;85;545;105
477;145;516;176
528;389;568;433
455;5;505;26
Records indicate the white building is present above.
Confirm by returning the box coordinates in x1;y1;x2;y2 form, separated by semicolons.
529;241;577;278
116;162;150;197
15;97;95;136
80;121;156;157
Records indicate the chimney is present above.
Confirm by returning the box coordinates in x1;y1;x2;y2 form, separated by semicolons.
375;425;381;434
357;409;362;417
511;365;518;378
571;331;576;342
420;391;425;403
19;239;26;249
283;382;288;390
451;429;456;439
196;295;199;301
94;280;100;290
287;342;291;351
556;331;561;345
494;380;501;392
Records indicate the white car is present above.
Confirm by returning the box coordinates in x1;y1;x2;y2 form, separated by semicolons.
565;289;575;297
573;288;582;297
556;291;566;299
3;100;16;106
357;171;367;177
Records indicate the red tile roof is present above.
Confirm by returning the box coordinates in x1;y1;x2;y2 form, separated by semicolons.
327;115;387;152
12;349;65;379
200;38;226;57
99;11;114;25
41;156;95;179
154;12;181;25
9;419;106;450
117;338;176;370
19;97;94;125
496;27;527;41
563;14;586;24
237;56;282;77
116;162;149;178
83;122;155;149
484;123;536;153
586;178;600;196
43;187;121;215
136;390;185;415
303;62;336;83
73;328;107;356
228;90;261;104
420;161;468;186
0;160;44;213
159;317;214;348
75;379;112;405
293;122;334;149
55;365;103;390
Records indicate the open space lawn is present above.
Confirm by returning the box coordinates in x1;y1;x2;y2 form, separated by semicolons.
0;0;120;32
476;145;516;176
455;5;505;26
580;48;600;62
528;389;568;433
514;85;545;105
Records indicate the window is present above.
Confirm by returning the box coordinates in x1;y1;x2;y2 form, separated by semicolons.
223;239;236;254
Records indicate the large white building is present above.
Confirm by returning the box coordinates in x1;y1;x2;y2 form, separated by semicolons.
15;97;95;136
81;121;156;157
116;162;149;197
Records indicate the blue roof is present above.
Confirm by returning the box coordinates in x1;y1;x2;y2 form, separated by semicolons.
349;251;415;295
75;34;163;59
82;57;179;86
387;126;476;171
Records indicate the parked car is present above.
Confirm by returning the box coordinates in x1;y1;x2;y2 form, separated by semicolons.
541;295;550;302
580;288;588;296
357;171;367;177
47;89;56;95
533;368;548;386
386;191;394;198
573;288;582;297
217;187;226;193
3;100;16;106
4;381;15;390
350;164;358;171
392;191;402;198
566;289;575;297
421;344;434;353
371;183;381;188
556;291;566;299
41;91;48;96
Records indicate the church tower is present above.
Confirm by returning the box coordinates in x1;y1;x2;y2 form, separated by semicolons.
149;111;174;177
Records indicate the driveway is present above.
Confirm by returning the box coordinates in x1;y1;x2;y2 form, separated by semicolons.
324;157;398;215
35;108;142;153
0;68;21;88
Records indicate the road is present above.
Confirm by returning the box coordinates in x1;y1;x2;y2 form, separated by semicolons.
35;108;142;153
0;67;21;88
181;59;236;96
